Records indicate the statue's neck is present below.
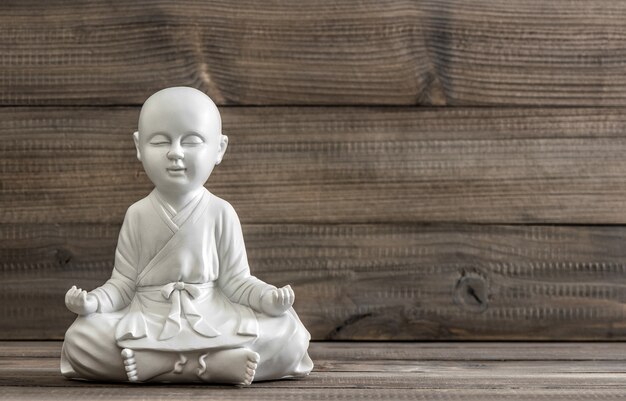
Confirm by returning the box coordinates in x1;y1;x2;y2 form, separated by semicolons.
155;187;203;214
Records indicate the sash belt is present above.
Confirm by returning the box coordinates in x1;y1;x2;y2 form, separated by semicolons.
138;281;221;340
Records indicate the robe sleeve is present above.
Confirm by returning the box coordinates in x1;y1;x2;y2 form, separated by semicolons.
90;208;138;313
216;202;276;311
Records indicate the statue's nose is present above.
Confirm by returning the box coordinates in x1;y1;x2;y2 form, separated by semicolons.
167;143;184;160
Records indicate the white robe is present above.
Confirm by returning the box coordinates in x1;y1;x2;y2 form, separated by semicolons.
61;188;312;381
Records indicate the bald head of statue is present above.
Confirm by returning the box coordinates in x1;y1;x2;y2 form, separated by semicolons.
133;87;228;196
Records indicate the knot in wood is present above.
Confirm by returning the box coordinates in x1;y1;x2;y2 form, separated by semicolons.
454;272;489;313
55;248;73;267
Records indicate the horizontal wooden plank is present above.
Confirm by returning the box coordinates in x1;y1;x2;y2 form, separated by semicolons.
1;342;626;400
2;223;626;340
1;1;626;106
4;387;626;401
4;107;626;224
309;342;626;362
2;359;626;389
4;341;626;361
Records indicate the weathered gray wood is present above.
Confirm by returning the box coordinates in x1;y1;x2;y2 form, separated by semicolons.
8;340;626;360
5;341;626;361
308;341;626;362
4;107;626;224
1;342;626;400
1;1;626;106
3;387;626;401
2;223;626;340
3;359;626;389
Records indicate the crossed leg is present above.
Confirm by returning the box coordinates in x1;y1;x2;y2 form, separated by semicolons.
62;309;312;384
121;347;260;385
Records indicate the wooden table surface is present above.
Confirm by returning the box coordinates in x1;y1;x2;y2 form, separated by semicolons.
1;341;625;400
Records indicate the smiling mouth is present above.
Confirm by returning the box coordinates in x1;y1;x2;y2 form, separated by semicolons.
166;167;187;175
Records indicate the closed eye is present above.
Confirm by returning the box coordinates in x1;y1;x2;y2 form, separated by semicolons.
149;133;171;145
182;134;205;145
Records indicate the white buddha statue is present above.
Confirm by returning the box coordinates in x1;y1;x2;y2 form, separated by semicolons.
61;87;313;385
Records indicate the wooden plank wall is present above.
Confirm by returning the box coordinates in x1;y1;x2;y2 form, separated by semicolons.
1;0;626;340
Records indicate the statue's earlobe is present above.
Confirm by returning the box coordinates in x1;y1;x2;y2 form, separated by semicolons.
133;131;142;161
216;134;229;165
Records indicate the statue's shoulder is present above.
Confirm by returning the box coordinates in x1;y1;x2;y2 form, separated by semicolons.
124;196;153;220
208;193;240;221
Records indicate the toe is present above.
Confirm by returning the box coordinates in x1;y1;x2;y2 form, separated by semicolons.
249;351;260;363
121;348;134;359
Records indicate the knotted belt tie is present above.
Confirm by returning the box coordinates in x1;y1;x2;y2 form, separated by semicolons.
140;281;221;340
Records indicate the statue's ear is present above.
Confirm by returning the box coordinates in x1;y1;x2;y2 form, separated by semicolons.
133;131;142;161
216;134;228;165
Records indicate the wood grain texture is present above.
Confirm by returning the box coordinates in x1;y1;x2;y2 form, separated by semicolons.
2;223;626;340
1;342;626;400
3;388;626;401
3;361;626;390
4;107;626;224
1;1;626;105
6;341;626;361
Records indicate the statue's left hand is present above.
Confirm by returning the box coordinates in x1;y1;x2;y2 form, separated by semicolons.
260;285;294;317
65;285;98;315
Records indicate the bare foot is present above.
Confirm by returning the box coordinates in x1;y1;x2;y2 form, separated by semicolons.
197;348;259;385
121;348;186;382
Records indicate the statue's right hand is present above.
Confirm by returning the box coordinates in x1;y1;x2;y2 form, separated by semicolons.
65;285;98;315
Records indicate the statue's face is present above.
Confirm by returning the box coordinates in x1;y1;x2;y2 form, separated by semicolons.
135;88;227;195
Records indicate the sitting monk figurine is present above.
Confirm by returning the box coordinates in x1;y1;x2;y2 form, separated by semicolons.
61;87;313;385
